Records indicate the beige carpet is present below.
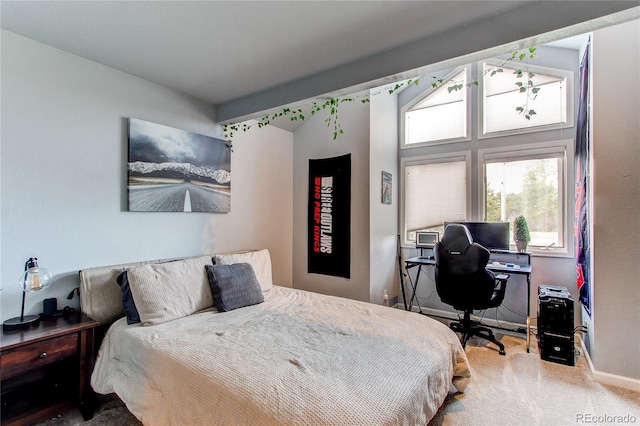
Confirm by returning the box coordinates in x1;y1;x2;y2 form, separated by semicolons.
41;334;639;426
40;394;141;426
430;334;640;425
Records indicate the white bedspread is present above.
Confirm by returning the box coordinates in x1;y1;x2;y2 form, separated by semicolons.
92;286;470;425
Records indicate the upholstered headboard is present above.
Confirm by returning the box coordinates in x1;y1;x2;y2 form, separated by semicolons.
78;254;216;325
78;250;268;325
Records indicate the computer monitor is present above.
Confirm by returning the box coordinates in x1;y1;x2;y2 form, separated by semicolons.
415;231;439;249
444;221;510;251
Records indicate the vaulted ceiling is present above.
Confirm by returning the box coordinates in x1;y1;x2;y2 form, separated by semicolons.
2;1;638;125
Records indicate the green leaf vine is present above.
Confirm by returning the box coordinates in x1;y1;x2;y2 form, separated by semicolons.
223;47;539;143
512;47;540;119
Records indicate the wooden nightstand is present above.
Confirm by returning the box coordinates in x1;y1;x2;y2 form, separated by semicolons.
1;313;99;426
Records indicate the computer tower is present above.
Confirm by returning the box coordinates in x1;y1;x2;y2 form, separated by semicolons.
538;285;575;366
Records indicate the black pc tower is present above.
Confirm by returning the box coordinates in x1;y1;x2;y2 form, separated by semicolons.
538;285;575;366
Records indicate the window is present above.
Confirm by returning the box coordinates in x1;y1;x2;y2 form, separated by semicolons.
401;153;471;245
481;60;573;136
402;67;470;148
399;49;576;255
480;141;570;253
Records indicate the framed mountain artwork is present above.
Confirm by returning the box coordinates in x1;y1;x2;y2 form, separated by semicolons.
127;118;231;213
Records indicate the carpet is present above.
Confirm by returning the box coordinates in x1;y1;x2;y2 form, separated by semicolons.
40;395;141;426
40;334;639;426
430;334;640;425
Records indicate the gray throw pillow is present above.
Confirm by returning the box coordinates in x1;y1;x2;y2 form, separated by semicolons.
116;271;141;325
205;263;264;312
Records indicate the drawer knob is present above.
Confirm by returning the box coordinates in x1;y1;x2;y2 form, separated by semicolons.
38;352;47;359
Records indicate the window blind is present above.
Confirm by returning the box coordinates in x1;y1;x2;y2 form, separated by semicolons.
404;160;467;234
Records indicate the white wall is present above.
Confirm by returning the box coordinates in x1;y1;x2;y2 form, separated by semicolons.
0;31;293;320
290;89;399;305
369;90;399;305
590;19;640;381
292;97;371;302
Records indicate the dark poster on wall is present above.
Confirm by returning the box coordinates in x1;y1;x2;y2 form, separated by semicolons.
308;154;351;278
575;40;591;316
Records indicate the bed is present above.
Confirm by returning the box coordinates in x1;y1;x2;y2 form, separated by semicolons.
81;250;470;425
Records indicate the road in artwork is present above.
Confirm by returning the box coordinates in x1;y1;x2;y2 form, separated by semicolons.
128;182;230;212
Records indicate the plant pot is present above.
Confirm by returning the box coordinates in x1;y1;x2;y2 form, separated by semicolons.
515;240;528;252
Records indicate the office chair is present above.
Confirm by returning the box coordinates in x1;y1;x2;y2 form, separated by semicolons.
434;224;509;355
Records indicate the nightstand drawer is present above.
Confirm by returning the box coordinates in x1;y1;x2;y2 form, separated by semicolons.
1;333;78;380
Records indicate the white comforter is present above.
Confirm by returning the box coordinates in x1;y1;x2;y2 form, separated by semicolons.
92;286;470;425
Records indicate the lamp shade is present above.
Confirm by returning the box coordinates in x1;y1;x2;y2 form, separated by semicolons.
3;257;53;330
21;257;52;292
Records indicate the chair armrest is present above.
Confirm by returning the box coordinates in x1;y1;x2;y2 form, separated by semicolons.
491;274;509;303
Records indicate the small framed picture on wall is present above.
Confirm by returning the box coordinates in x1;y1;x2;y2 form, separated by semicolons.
381;171;392;205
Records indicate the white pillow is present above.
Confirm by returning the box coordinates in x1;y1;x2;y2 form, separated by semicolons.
214;249;273;292
127;255;213;326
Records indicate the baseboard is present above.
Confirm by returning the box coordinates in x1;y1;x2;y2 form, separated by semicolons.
579;336;640;392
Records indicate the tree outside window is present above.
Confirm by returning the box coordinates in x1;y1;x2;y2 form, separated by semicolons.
485;157;562;249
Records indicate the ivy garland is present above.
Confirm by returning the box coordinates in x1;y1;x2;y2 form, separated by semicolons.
223;47;539;143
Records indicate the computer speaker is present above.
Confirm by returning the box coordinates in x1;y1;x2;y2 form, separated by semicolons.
42;297;57;317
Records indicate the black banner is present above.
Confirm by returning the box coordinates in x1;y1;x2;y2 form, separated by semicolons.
308;154;351;278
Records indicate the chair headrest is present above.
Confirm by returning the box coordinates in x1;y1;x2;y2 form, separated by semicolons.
441;224;473;253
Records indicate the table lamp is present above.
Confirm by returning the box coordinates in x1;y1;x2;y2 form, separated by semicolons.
3;257;53;330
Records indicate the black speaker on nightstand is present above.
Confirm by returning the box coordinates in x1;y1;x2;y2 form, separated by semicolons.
42;297;58;317
538;285;575;366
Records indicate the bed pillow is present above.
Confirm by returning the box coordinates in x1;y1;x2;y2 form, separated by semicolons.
205;263;264;312
213;249;273;291
116;271;140;325
127;255;214;326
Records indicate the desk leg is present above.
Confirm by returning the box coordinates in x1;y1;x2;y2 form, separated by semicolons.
526;274;531;353
401;269;408;311
408;265;423;312
405;273;414;311
526;316;531;353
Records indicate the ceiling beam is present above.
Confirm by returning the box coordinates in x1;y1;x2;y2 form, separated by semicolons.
216;1;639;124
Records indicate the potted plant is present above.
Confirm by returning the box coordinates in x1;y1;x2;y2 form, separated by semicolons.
513;215;530;252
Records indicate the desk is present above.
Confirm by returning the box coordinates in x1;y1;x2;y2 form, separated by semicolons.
403;253;532;352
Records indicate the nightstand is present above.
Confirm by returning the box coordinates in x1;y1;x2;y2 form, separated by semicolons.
1;313;99;426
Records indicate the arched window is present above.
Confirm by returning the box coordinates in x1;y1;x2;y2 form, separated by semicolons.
401;66;470;148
